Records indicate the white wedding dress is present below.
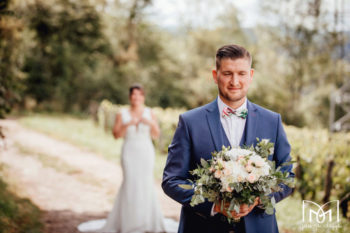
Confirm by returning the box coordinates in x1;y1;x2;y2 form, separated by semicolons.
78;108;178;233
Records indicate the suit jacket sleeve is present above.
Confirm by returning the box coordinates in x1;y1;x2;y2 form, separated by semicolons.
162;114;213;217
271;114;295;203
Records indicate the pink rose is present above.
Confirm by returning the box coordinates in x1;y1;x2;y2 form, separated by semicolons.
247;174;256;183
214;170;222;179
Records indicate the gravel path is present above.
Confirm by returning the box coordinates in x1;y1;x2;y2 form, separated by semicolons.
0;119;180;233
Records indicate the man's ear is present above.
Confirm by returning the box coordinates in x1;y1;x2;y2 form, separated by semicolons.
250;68;254;78
212;69;218;84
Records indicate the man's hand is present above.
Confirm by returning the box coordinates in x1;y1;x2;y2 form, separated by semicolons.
214;197;260;218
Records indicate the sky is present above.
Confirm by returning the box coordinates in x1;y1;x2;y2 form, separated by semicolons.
147;0;260;29
146;0;350;31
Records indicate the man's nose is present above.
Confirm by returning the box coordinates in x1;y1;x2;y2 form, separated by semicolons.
230;74;239;86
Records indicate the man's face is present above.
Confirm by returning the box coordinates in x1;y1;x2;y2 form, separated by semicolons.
212;58;254;106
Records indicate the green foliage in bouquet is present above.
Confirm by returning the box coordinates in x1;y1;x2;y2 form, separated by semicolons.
180;139;294;222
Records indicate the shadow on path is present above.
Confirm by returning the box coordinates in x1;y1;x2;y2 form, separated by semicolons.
42;210;108;233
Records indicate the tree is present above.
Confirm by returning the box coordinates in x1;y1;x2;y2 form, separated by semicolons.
251;0;349;127
23;0;110;111
0;0;24;118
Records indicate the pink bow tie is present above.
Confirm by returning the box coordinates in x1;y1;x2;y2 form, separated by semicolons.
222;107;248;119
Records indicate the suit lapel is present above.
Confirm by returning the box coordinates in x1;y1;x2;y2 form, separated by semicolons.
241;100;258;147
205;99;230;152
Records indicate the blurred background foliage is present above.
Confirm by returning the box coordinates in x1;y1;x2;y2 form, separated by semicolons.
1;0;348;127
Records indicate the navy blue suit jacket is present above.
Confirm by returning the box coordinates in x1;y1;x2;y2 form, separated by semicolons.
162;98;294;233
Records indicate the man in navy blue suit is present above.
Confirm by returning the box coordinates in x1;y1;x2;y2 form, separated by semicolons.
162;44;294;233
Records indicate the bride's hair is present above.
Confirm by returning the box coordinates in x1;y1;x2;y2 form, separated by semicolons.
129;84;145;96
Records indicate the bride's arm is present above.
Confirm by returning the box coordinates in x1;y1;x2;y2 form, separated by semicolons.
149;111;160;139
112;113;136;139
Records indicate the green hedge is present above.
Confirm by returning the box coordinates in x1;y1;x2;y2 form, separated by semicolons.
0;175;43;233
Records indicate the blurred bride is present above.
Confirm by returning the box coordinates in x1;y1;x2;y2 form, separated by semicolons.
78;84;177;233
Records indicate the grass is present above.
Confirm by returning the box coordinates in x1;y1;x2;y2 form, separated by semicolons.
0;165;43;233
19;113;167;180
276;194;350;233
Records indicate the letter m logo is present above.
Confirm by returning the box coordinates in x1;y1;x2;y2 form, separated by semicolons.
302;200;340;223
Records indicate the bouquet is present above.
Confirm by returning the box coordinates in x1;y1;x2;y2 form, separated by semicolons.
180;138;294;222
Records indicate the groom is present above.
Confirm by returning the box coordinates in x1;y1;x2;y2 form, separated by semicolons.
162;44;294;233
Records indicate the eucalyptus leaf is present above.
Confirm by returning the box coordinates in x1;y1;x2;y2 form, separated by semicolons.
271;196;276;206
178;184;193;190
200;158;209;168
265;207;274;215
234;204;240;213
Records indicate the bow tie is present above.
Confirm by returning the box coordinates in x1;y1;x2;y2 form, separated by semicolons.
222;107;248;119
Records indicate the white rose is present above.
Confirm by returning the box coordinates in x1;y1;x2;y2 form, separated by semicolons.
223;167;232;176
237;175;244;183
227;148;253;161
245;164;253;173
249;154;266;168
255;160;264;168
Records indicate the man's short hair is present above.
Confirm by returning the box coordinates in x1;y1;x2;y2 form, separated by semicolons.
215;44;252;70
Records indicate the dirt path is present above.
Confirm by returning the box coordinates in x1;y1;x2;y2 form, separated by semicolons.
0;119;181;233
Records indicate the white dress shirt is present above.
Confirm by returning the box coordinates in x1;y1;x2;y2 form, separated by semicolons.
211;96;247;216
217;96;247;147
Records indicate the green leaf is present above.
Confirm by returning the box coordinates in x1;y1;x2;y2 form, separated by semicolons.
234;204;240;213
265;206;274;215
271;196;276;206
178;184;193;190
200;158;209;168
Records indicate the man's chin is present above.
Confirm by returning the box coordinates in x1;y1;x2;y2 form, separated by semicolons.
225;95;245;103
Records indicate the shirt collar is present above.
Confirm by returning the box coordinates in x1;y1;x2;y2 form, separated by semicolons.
217;95;247;117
